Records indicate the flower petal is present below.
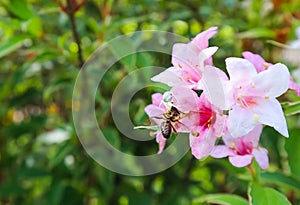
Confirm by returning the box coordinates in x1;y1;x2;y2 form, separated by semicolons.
242;51;269;73
289;76;300;96
198;46;218;69
253;63;290;98
172;43;200;71
156;132;167;154
225;57;257;84
228;105;257;138
145;105;164;125
229;155;253;167
151;93;163;106
242;124;263;146
252;98;289;137
189;129;217;159
191;26;218;50
202;66;234;110
253;148;269;169
210;145;234;158
151;67;183;87
171;85;199;113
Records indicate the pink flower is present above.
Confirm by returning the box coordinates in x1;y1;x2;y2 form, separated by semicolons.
144;86;198;154
202;57;290;138
187;93;227;159
210;125;269;169
151;27;218;90
243;51;300;96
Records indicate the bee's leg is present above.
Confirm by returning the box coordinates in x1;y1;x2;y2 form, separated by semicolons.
152;116;164;120
170;123;177;134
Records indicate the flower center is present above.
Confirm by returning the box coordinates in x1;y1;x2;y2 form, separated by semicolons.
237;95;257;109
199;106;216;129
233;140;253;155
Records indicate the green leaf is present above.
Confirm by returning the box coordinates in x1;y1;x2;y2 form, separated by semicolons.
283;101;300;116
23;17;43;37
285;129;300;178
0;36;28;58
237;28;275;39
193;194;249;205
250;183;291;205
8;0;34;20
261;172;300;191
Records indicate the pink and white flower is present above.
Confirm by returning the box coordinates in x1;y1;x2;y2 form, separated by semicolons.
210;125;269;169
187;93;227;159
151;27;218;90
202;57;290;138
242;51;300;96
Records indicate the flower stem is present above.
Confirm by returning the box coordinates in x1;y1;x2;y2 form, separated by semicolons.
248;163;258;182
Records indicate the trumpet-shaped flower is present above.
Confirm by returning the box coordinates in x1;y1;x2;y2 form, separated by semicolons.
210;125;269;169
187;93;227;159
242;51;300;96
202;57;290;137
151;27;218;90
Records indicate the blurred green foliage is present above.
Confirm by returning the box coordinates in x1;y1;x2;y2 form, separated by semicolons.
0;0;300;204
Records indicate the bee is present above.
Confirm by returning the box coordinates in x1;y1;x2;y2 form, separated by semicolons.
160;106;185;139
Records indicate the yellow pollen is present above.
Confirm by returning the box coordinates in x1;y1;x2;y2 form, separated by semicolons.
265;96;269;99
178;63;182;68
192;131;200;137
253;114;260;122
263;62;269;67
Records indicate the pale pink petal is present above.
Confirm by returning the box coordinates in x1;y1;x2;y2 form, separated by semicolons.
180;111;199;132
171;85;199;113
198;46;218;70
221;132;235;146
151;93;163;106
242;51;268;73
156;132;167;154
151;67;183;87
289;76;300;96
144;105;164;122
212;113;228;137
229;155;253;167
225;57;257;84
252;98;289;137
189;129;217;159
242;124;263;146
253;148;269;169
253;63;290;98
228;105;257;138
210;145;234;158
191;26;218;50
202;66;234;110
172;43;200;71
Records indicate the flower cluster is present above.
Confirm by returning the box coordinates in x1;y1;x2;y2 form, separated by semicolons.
143;27;300;169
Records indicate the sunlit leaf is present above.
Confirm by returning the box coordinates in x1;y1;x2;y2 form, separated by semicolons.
8;0;34;20
237;28;275;39
193;194;249;205
250;183;291;205
0;36;28;58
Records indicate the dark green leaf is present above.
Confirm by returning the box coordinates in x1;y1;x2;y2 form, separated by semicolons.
261;172;300;191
